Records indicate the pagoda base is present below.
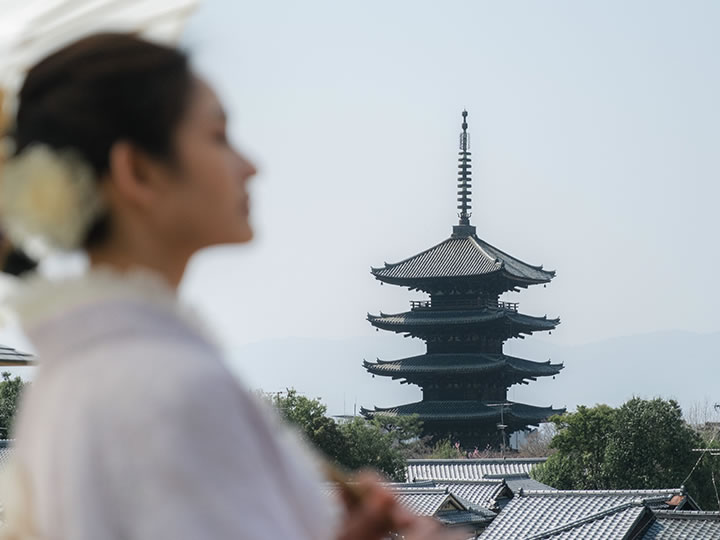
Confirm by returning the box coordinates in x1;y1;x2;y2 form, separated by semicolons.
361;400;565;450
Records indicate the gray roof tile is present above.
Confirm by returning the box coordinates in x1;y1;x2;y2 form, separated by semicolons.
391;488;460;516
0;345;33;366
480;489;686;540
371;235;554;287
643;510;720;539
431;480;511;510
406;458;547;482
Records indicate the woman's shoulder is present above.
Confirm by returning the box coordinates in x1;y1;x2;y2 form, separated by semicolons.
88;335;241;412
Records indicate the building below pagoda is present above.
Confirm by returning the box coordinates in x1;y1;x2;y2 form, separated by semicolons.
361;110;565;449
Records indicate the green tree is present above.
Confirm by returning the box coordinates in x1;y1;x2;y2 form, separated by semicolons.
271;389;348;463
0;372;24;438
534;404;617;489
689;434;720;511
339;417;407;481
533;397;719;509
604;398;701;490
270;389;412;481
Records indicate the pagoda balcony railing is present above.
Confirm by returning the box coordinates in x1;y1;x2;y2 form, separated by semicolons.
410;299;519;312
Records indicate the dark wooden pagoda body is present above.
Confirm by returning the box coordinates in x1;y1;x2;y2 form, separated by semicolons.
361;111;564;449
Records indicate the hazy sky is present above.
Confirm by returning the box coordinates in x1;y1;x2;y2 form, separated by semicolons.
178;0;720;348
2;1;719;382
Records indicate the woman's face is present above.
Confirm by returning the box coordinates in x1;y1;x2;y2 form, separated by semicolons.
157;78;256;252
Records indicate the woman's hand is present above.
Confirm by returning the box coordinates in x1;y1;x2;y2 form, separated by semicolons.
335;471;469;540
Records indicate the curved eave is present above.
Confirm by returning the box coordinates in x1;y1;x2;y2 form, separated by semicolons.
370;267;551;291
472;235;556;284
362;401;565;423
367;310;560;335
363;354;563;379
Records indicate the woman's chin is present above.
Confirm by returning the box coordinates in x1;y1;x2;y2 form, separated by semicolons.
198;224;254;250
223;225;254;245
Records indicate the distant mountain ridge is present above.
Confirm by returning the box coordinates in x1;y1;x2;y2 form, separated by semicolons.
224;330;720;419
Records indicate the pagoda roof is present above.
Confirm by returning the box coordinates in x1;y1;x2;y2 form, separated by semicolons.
363;353;563;380
0;345;33;366
367;308;559;335
361;400;564;423
371;233;554;289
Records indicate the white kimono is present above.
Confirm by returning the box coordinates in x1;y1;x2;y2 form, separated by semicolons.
1;268;338;540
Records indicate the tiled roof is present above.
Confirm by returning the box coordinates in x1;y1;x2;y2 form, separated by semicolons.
480;489;686;540
363;353;563;380
0;443;12;469
643;510;720;539
321;484;461;516
431;480;511;510
391;487;462;516
406;458;547;482
435;508;495;527
498;475;556;494
363;401;563;423
371;234;554;288
367;309;559;335
525;504;650;540
384;486;495;528
0;345;33;366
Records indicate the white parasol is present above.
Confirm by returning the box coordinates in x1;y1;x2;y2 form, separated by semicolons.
0;0;202;356
0;0;201;132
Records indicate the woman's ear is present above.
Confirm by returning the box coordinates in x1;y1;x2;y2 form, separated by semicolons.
107;141;163;209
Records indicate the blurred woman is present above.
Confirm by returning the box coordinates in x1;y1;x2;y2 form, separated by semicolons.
0;33;454;540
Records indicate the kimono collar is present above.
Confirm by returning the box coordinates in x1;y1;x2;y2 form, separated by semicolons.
9;266;212;360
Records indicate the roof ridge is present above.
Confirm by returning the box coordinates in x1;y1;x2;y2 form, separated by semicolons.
467;235;504;269
485;473;532;480
472;234;553;274
431;478;506;485
389;487;449;494
522;489;681;497
653;510;720;520
408;458;547;464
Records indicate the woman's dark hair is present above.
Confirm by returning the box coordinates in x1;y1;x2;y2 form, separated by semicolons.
14;32;193;247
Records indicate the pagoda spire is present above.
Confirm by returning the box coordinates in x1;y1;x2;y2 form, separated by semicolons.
453;110;476;237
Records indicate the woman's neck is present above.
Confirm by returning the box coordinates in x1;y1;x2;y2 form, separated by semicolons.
87;241;188;289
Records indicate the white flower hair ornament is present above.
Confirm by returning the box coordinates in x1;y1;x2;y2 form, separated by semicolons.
0;143;105;253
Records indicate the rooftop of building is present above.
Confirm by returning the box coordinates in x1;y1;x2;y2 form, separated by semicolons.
372;233;555;290
371;110;555;293
0;345;33;367
642;510;720;539
480;488;695;540
406;457;547;483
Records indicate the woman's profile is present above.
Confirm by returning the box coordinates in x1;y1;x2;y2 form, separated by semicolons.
0;33;460;540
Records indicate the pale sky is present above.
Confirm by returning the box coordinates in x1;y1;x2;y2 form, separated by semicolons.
177;0;720;348
2;1;719;402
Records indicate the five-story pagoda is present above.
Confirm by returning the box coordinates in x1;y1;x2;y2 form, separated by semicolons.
361;111;565;449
